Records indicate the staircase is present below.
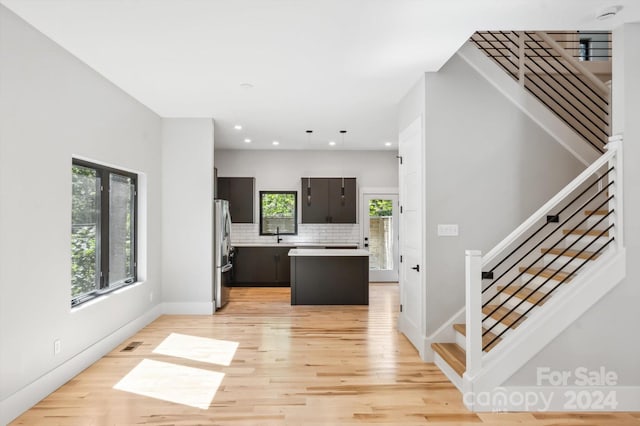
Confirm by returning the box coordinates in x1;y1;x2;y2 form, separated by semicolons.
430;136;625;409
432;207;613;376
426;30;626;411
470;31;611;154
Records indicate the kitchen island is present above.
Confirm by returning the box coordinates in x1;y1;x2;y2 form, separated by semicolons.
288;248;369;305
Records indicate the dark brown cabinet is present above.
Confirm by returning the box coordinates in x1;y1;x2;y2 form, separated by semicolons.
217;177;254;223
301;178;329;223
231;246;291;286
301;177;356;223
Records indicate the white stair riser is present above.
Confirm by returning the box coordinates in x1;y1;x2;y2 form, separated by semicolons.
498;291;540;314
454;329;493;353
519;273;566;293
456;329;466;350
585;215;610;229
563;233;608;250
482;315;517;336
543;253;593;270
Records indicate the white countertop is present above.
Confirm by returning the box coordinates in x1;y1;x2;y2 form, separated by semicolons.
233;243;358;248
288;248;370;257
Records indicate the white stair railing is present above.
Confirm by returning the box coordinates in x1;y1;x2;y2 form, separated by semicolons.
465;135;623;373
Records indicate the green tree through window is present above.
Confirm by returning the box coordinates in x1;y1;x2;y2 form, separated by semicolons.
369;199;393;217
260;191;297;235
71;160;137;306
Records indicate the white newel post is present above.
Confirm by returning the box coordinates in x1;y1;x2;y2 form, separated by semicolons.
465;250;483;378
607;135;624;250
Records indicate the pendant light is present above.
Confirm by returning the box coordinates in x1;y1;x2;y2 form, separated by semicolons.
340;130;347;205
306;130;313;206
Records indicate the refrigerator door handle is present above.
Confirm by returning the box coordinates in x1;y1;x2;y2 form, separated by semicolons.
221;263;233;273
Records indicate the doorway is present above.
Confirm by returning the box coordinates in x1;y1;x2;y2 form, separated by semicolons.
362;193;399;282
398;116;425;356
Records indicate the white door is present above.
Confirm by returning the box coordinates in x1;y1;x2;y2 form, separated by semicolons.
398;117;425;355
363;193;399;282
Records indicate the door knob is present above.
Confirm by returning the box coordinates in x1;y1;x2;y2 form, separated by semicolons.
411;265;420;272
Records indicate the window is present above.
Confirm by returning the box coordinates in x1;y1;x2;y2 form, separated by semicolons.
71;159;137;306
578;38;591;61
259;191;297;235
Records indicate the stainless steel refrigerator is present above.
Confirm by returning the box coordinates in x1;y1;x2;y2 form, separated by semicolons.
214;199;232;309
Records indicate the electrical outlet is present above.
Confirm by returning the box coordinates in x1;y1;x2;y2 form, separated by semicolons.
149;292;153;302
54;340;61;355
437;224;459;237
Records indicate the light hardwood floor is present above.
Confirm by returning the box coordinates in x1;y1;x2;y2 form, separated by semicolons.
12;284;640;425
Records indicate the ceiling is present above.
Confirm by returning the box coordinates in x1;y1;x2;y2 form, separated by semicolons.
2;1;639;150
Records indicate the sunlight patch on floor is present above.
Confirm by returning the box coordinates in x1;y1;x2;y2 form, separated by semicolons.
152;332;239;366
113;359;224;410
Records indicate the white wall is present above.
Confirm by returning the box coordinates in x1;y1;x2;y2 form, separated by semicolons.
0;6;162;423
161;118;215;314
398;76;425;134
505;23;640;388
421;53;585;336
216;149;398;196
215;149;398;220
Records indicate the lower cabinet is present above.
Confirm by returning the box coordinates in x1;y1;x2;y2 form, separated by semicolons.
231;246;291;286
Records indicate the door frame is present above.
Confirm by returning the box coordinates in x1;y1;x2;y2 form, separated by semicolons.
397;116;427;360
360;188;399;282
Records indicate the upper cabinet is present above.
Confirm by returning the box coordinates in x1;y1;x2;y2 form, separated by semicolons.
301;177;357;223
301;178;329;223
217;177;255;223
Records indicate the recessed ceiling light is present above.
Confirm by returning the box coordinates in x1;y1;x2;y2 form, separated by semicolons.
244;138;251;143
385;142;392;147
329;141;336;146
239;82;254;89
234;124;242;130
272;141;280;146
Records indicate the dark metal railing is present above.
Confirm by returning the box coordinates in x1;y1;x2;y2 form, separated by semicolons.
478;163;616;351
471;31;611;153
545;31;612;61
483;204;612;322
482;167;613;288
462;139;622;374
483;227;614;351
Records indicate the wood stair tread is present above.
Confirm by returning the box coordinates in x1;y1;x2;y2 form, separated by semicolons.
541;247;600;260
585;210;608;216
482;305;527;329
497;285;550;306
431;343;466;376
562;228;609;237
453;323;501;351
518;266;573;282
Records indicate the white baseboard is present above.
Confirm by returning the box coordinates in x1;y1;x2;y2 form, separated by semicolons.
162;301;214;315
423;307;466;361
0;304;163;426
398;314;428;360
467;386;640;411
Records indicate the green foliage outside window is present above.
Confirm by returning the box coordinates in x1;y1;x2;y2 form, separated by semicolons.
260;191;297;235
262;193;295;218
369;199;393;217
71;166;99;297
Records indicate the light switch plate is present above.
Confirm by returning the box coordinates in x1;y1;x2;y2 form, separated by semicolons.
438;224;459;236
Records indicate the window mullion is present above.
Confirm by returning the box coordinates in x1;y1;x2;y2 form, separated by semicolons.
101;170;110;289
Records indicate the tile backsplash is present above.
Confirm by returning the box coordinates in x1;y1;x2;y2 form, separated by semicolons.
231;223;361;246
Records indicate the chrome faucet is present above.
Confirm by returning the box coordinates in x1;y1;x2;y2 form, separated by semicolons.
276;226;283;244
